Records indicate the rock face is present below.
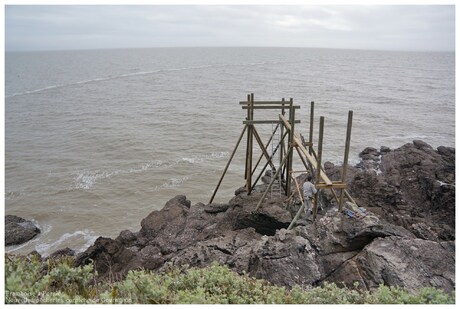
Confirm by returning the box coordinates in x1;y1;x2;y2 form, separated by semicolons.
5;215;41;246
72;140;454;294
324;140;455;242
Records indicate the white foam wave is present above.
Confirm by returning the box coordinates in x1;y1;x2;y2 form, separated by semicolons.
34;230;99;257
153;176;191;191
5;61;272;98
73;152;228;190
73;160;165;190
5;191;24;200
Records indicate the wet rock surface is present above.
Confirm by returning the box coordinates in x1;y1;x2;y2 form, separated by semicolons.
54;140;455;293
5;215;41;246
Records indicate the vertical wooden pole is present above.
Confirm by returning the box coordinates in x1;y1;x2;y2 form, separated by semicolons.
244;94;250;180
280;98;285;180
246;93;254;194
209;125;248;204
309;101;314;155
313;116;324;221
286;98;295;196
339;110;353;211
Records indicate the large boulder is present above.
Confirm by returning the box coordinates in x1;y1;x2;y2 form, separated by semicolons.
5;215;40;246
322;236;455;294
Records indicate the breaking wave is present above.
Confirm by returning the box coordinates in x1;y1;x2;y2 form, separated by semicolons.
34;230;99;257
72;152;229;190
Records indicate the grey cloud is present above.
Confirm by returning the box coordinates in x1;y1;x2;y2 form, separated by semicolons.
5;5;455;51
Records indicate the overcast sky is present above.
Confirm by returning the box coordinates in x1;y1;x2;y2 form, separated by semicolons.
5;5;455;52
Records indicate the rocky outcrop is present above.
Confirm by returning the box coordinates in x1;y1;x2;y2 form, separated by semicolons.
323;237;455;293
324;140;455;242
5;215;41;246
67;140;455;294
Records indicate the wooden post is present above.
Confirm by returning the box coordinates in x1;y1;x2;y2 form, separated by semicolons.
339;110;353;211
280;98;285;180
246;93;254;193
244;94;250;180
309;101;314;155
209;125;248;203
313;116;324;221
285;98;295;196
254;145;293;212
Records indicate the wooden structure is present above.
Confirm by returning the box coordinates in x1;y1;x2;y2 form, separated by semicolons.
209;93;356;226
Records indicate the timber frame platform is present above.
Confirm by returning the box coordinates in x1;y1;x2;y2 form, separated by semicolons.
209;93;356;226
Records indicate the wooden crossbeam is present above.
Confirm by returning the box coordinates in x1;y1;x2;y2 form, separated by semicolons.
243;120;301;125
242;105;300;110
239;101;291;105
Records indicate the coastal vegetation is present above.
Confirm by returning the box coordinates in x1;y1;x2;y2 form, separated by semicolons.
5;254;454;304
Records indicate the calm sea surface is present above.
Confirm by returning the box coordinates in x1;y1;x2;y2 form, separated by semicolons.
5;47;455;256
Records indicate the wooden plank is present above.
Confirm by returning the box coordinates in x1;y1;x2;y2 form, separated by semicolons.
279;114;292;131
315;183;347;189
294;136;333;186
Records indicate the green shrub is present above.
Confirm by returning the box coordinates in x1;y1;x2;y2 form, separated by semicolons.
4;254;455;304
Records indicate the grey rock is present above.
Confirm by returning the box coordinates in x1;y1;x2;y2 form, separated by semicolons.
5;215;40;246
322;236;455;293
